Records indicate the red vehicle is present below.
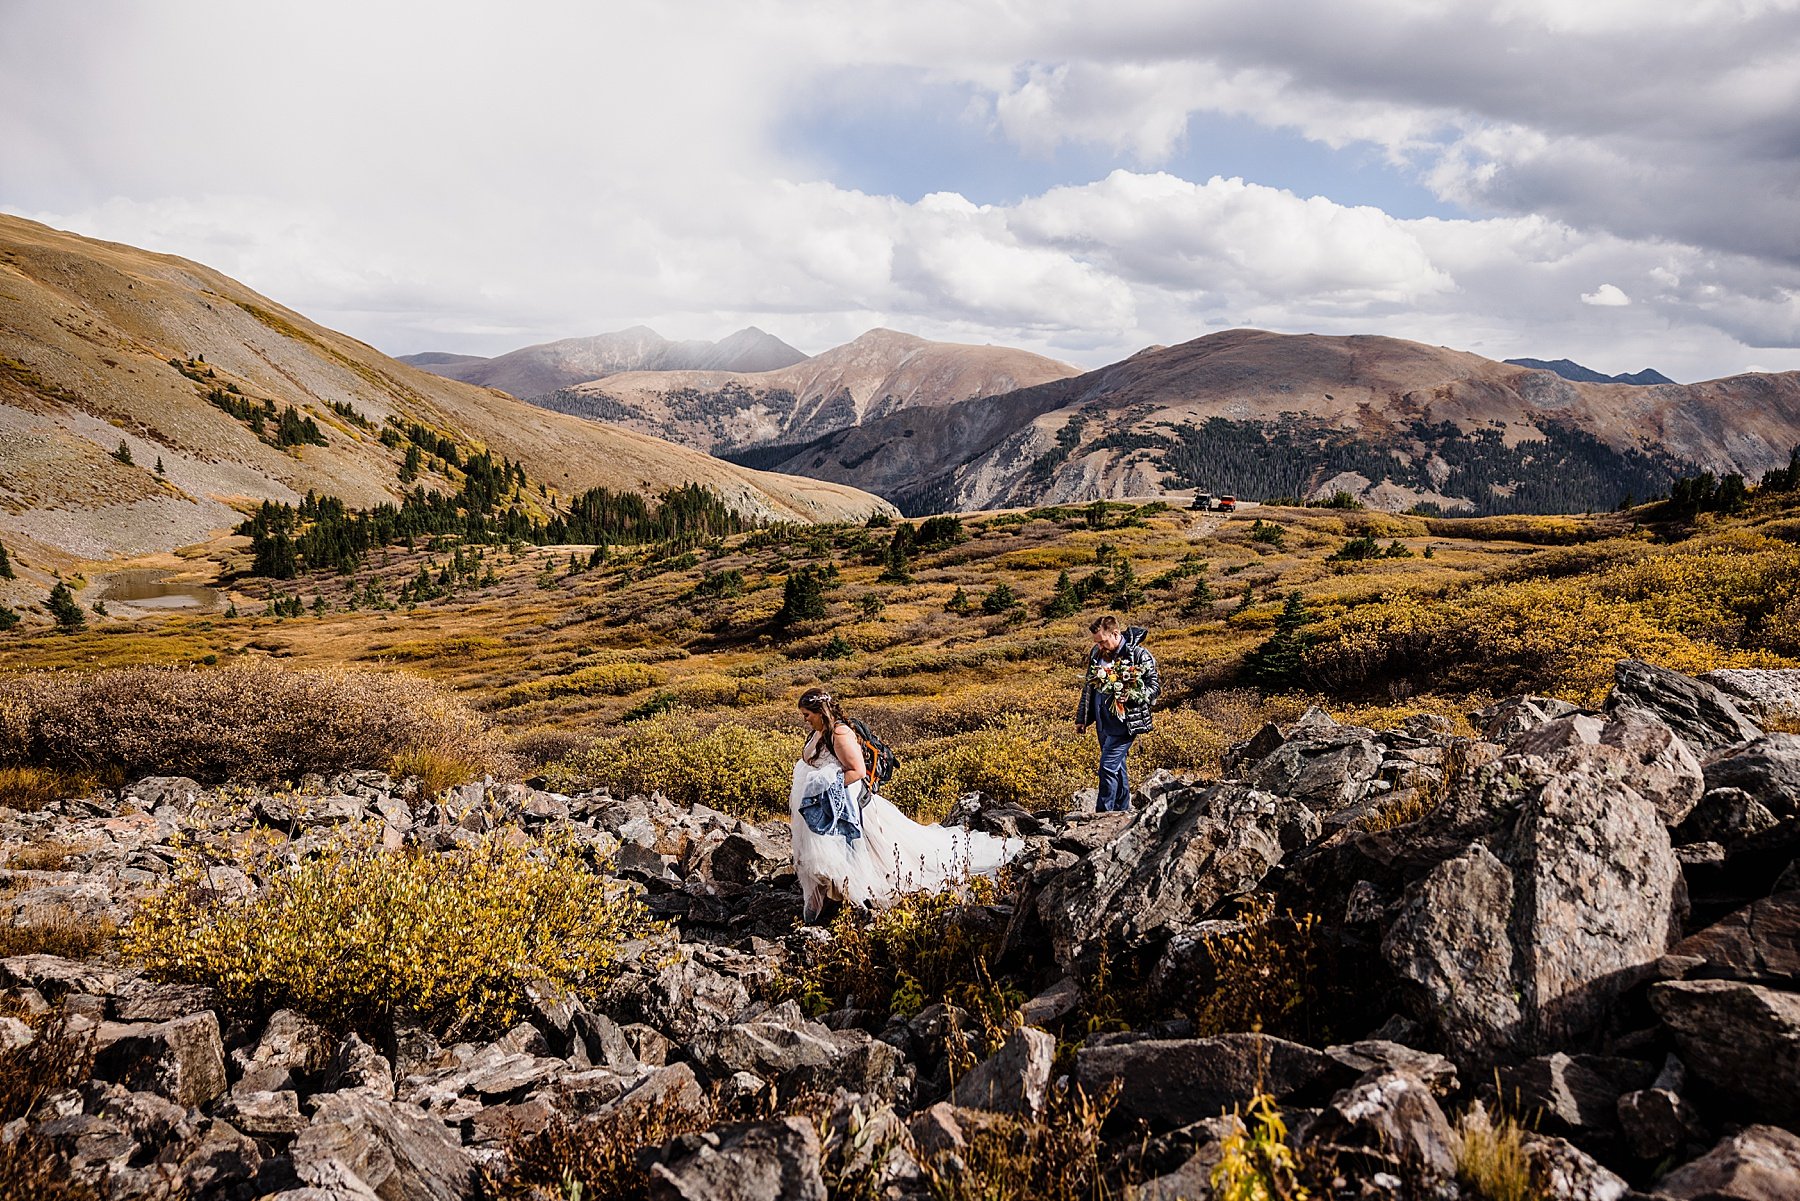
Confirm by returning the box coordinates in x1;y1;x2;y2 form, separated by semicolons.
1218;495;1238;512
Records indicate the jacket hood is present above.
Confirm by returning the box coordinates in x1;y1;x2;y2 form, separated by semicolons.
1123;626;1148;647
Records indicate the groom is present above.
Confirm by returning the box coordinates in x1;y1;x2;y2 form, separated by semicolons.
1074;615;1161;812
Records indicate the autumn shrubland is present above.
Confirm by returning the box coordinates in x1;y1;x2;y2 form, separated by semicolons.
2;486;1798;809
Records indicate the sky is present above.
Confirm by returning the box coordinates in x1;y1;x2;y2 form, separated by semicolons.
4;0;1800;383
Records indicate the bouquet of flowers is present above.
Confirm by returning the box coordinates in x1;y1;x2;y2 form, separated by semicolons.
1092;658;1152;718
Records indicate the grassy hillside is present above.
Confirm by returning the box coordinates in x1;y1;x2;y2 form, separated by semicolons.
5;478;1796;814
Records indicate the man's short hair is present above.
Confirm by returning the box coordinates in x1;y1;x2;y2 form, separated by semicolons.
1090;614;1121;635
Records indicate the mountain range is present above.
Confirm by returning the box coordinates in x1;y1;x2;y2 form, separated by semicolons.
726;329;1800;515
0;215;889;572
541;328;1080;454
400;326;809;398
1504;357;1676;386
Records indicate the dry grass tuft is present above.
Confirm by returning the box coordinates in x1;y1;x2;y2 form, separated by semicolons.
1186;897;1329;1042
4;838;82;871
1455;1101;1540;1201
916;1084;1132;1201
0;1007;101;1201
546;712;793;819
0;911;116;960
0;767;76;813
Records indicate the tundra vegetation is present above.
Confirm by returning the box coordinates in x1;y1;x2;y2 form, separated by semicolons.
1;469;1799;1198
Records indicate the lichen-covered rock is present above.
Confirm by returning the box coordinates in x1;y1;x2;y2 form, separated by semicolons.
1650;979;1800;1124
649;1116;827;1201
291;1091;477;1201
1073;1033;1334;1130
1510;709;1704;825
1300;1070;1456;1186
1608;659;1762;757
948;1025;1055;1115
91;1010;227;1108
1671;890;1800;984
1037;782;1310;976
1653;1124;1800;1200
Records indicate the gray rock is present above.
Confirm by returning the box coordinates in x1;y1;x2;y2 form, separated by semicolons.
1515;758;1684;1048
1511;709;1704;825
1037;782;1310;976
1322;1041;1458;1095
948;1025;1055;1115
216;1088;308;1138
1608;660;1762;757
234;1008;333;1094
689;1002;905;1098
255;793;369;829
1301;1070;1456;1186
1073;1033;1334;1130
649;1116;827;1201
1700;668;1800;723
1618;1085;1708;1162
1671;890;1800;983
1704;734;1800;815
1382;843;1525;1064
1242;726;1384;812
292;1091;477;1201
1522;1132;1631;1201
108;978;217;1023
1018;977;1081;1027
1650;979;1800;1124
1384;755;1682;1064
323;1033;395;1100
573;1009;642;1071
1472;695;1581;743
1495;1053;1650;1138
92;1010;228;1108
1653;1124;1800;1200
618;953;751;1041
1678;788;1783;845
0;953;120;1001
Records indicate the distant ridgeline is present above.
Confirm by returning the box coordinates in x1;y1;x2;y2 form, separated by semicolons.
1104;416;1687;516
238;475;751;580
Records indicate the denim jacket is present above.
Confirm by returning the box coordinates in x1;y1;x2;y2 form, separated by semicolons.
798;769;864;842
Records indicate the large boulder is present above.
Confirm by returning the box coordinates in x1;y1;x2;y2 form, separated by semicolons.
1649;979;1800;1124
687;1002;905;1099
1653;1124;1800;1200
1073;1033;1336;1130
1700;668;1800;723
649;1117;827;1201
291;1092;478;1201
1036;782;1313;976
1510;709;1704;825
1383;756;1683;1064
1608;660;1761;757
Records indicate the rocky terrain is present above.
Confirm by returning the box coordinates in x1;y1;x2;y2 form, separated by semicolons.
0;215;889;571
4;659;1799;1198
741;330;1800;515
547;328;1081;456
400;327;809;399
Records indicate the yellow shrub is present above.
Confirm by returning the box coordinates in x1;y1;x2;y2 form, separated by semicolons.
496;662;664;708
1186;898;1325;1041
1455;1101;1538;1201
0;766;77;813
1212;1093;1312;1201
546;713;793;819
123;829;660;1038
885;715;1090;821
0;663;514;785
1135;709;1231;777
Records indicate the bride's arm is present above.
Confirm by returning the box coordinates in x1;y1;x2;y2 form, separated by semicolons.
831;723;868;788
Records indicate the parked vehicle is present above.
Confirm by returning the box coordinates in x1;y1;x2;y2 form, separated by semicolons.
1218;495;1238;512
1191;492;1214;511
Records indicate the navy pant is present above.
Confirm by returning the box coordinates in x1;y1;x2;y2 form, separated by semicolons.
1096;723;1134;812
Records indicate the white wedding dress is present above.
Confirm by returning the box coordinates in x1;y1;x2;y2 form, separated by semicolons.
789;738;1025;919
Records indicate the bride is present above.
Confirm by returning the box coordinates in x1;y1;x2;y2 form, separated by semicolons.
789;687;1023;921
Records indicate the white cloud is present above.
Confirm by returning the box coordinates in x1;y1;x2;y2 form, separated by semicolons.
2;0;1798;385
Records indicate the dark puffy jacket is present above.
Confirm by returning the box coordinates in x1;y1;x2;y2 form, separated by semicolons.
1075;626;1162;736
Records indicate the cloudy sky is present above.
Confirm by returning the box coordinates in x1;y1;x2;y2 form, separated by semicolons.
4;0;1799;382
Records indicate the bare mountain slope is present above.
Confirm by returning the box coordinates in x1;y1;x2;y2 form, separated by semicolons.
745;329;1800;515
401;325;808;398
0;214;891;567
545;327;1082;453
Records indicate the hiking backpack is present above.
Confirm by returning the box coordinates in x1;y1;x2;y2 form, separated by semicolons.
847;716;900;790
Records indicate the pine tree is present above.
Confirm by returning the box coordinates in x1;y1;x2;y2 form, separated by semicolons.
47;580;85;629
112;439;133;466
980;582;1019;614
0;539;13;580
0;605;17;631
778;568;826;626
155;456;166;475
1043;569;1080;618
946;586;973;615
1243;591;1315;690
